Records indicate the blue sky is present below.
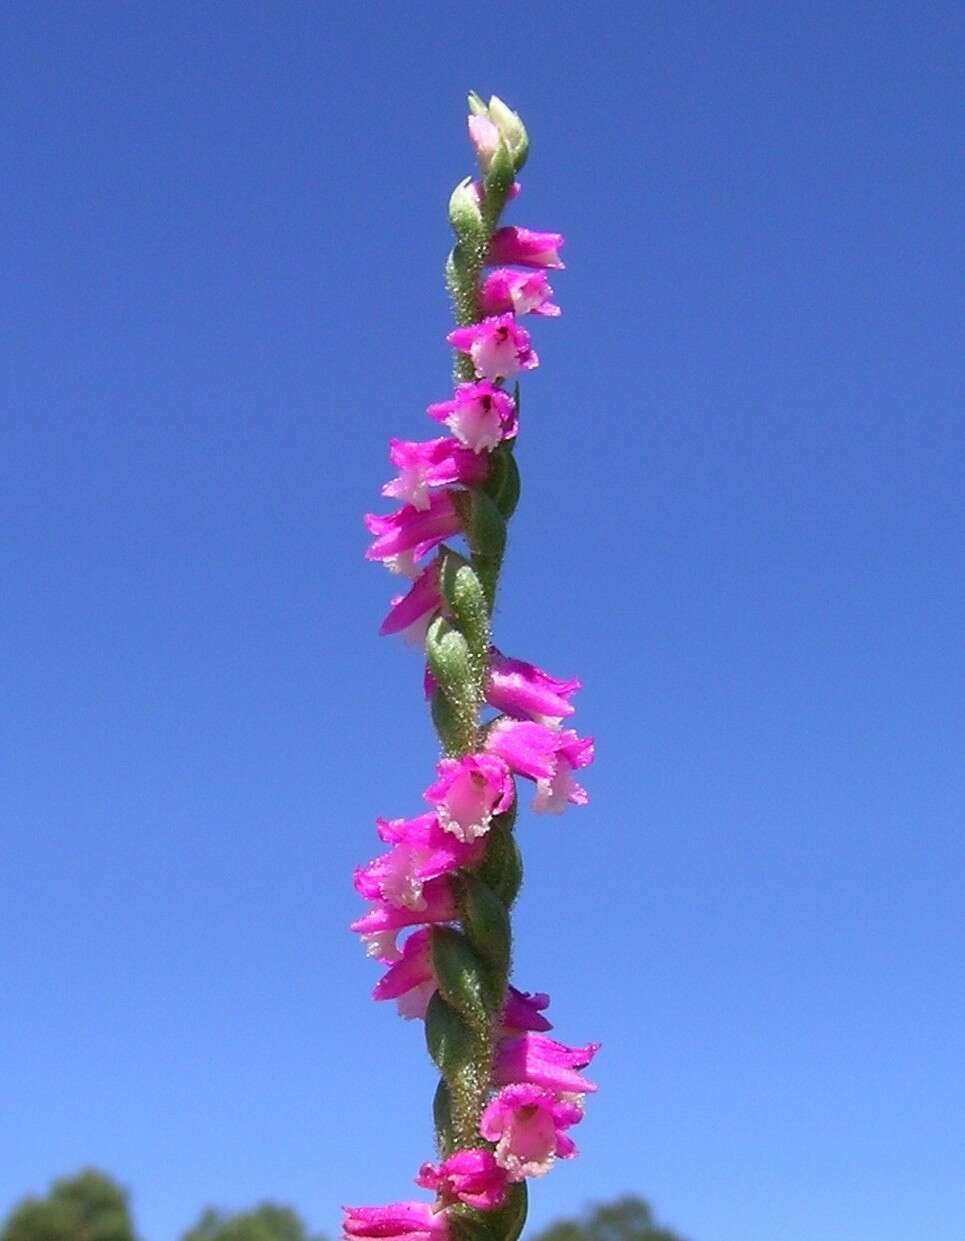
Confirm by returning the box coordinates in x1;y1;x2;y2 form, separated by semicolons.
2;4;963;1241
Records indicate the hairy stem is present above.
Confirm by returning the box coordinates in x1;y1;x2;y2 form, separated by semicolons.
424;125;529;1241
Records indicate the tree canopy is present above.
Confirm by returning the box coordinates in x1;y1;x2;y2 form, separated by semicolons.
2;1173;681;1241
0;1169;138;1241
531;1195;690;1241
180;1204;327;1241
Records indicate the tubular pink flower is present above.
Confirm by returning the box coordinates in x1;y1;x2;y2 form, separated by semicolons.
351;876;456;940
487;227;565;270
502;987;553;1033
423;753;515;842
355;814;484;910
483;719;563;780
373;927;436;1018
480;269;560;318
484;720;593;811
365;491;462;565
379;563;443;643
532;730;594;813
382;438;488;511
426;382;517;454
447;315;538;383
486;650;581;726
342;1203;448;1241
480;1083;584;1181
493;1033;600;1095
467;115;500;171
416;1148;509;1211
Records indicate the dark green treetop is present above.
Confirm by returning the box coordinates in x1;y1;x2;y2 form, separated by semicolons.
180;1204;327;1241
530;1196;690;1241
0;1169;137;1241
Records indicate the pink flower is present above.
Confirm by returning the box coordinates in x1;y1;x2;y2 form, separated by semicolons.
351;876;457;958
447;315;538;383
423;753;515;842
382;438;488;511
355;814;483;910
342;1203;448;1241
502;987;553;1033
379;563;443;644
365;491;462;566
532;729;594;813
480;1083;584;1180
372;927;436;1018
493;1033;600;1095
468;115;500;171
480;270;560;318
426;382;517;454
486;650;581;726
416;1148;508;1210
487;227;564;270
484;720;593;813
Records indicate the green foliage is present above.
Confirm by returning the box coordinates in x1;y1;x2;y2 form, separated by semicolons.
530;1196;690;1241
180;1203;326;1241
0;1169;137;1241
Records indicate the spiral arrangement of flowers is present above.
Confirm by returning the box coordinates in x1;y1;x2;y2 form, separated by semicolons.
346;94;598;1241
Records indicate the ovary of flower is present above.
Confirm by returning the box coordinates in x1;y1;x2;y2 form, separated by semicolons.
446;315;538;384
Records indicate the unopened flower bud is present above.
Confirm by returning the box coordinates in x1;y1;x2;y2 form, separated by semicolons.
447;177;484;241
487;95;528;170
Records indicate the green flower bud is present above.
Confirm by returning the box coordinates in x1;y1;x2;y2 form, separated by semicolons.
487;95;528;171
448;177;485;242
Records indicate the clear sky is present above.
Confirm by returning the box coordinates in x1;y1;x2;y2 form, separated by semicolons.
2;4;963;1241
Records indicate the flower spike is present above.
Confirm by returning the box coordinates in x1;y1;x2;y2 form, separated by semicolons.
351;94;597;1236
